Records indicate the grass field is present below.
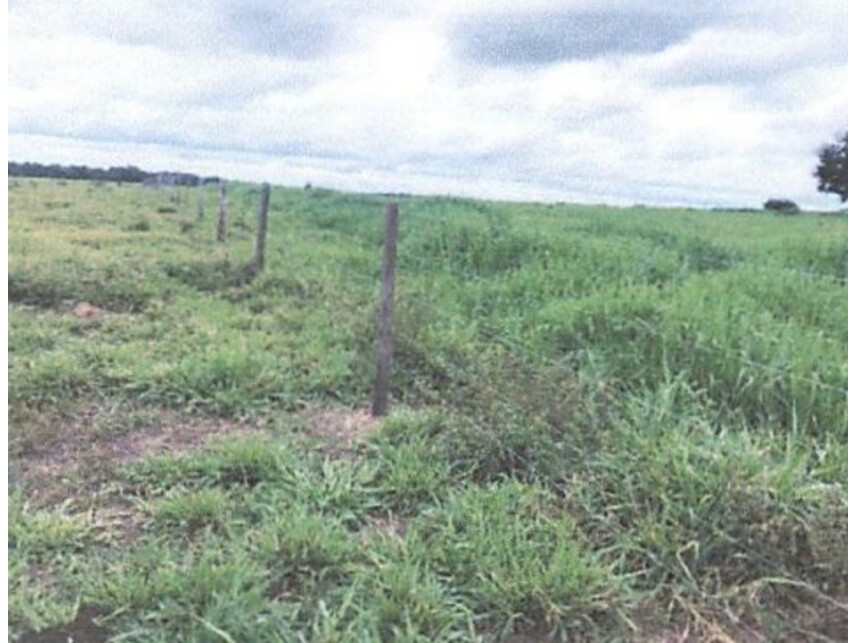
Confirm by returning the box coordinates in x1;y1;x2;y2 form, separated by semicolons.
8;178;847;641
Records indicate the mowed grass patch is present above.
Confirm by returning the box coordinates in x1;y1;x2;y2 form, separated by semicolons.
8;179;846;641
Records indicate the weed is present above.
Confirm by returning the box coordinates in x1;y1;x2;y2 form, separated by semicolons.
125;218;152;231
412;482;629;639
9;493;93;562
152;487;232;535
128;438;288;492
367;412;457;512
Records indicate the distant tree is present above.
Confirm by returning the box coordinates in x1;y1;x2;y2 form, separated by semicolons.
814;131;847;202
763;198;800;214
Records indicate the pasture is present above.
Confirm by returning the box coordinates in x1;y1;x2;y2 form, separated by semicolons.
8;178;847;641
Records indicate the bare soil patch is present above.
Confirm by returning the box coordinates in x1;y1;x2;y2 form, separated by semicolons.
17;606;109;643
358;514;408;550
298;407;381;457
71;301;106;321
10;403;264;506
10;403;382;506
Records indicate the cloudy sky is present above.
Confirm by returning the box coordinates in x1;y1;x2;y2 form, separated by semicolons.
7;0;848;208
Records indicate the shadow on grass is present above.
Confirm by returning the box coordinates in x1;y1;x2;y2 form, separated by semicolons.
163;259;257;292
17;606;109;643
8;271;154;313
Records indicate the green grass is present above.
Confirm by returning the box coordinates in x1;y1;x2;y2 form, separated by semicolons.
8;178;847;641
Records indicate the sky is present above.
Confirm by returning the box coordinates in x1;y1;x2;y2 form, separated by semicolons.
7;0;849;209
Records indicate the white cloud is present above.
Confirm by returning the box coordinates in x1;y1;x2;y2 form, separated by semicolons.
8;0;849;209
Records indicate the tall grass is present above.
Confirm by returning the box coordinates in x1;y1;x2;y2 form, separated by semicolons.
8;179;847;641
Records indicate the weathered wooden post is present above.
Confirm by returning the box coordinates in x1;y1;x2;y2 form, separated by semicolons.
250;183;271;274
216;180;228;242
371;202;399;417
197;177;205;220
170;175;180;204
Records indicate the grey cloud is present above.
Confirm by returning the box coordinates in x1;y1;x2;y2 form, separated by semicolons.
220;5;338;59
652;62;784;87
8;113;364;167
642;31;847;88
118;17;336;61
21;0;347;61
456;9;715;65
127;0;409;59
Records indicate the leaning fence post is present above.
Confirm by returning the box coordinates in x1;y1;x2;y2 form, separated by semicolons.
216;180;228;242
371;202;399;417
250;183;271;274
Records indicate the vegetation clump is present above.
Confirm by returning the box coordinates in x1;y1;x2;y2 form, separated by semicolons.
763;198;800;214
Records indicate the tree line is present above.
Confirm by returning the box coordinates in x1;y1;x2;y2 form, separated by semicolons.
8;161;219;186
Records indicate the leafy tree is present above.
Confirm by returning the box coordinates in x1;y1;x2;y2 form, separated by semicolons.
814;132;847;202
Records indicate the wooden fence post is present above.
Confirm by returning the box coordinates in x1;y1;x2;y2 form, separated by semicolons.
216;180;228;242
197;178;205;220
371;202;399;417
250;183;271;274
